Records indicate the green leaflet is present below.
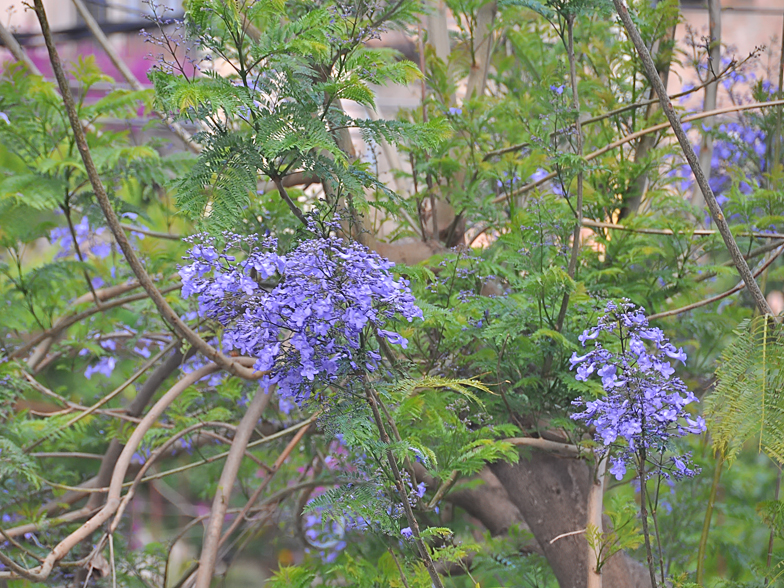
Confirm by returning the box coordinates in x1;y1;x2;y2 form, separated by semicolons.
704;316;784;465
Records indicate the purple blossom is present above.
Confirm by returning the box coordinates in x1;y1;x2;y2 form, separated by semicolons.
85;356;117;380
179;231;422;406
400;526;413;539
570;300;705;481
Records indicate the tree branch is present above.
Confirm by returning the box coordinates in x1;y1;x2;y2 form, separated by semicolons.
195;387;273;588
69;0;200;154
492;99;784;205
505;436;582;457
613;0;772;316
0;21;42;75
648;243;784;321
32;0;259;379
16;360;258;580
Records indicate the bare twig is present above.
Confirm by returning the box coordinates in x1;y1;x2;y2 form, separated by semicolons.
482;59;740;162
217;416;315;544
70;0;200;153
10;283;180;362
0;21;42;75
109;422;253;531
426;470;458;510
492;99;784;205
583;218;784;240
648;244;784;320
120;224;182;241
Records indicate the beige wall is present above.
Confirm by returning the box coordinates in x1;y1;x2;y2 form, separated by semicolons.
671;2;784;97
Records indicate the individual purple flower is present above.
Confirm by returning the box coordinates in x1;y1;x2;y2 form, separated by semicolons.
570;300;705;481
400;526;413;540
85;356;117;380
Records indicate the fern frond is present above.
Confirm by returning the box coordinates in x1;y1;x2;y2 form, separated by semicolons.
704;316;784;465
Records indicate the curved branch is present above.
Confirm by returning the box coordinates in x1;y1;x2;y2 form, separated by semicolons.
176;416;316;588
648;244;784;321
109;422;250;532
9;283;179;362
194;387;273;588
0;21;42;75
492;99;784;205
23;340;178;453
32;0;259;380
24;361;233;580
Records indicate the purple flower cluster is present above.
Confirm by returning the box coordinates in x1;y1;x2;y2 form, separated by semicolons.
179;232;422;404
570;300;706;481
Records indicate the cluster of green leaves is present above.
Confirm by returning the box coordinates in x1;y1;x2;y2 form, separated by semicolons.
150;0;449;229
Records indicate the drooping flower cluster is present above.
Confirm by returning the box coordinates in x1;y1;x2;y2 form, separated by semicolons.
179;232;422;404
570;300;706;481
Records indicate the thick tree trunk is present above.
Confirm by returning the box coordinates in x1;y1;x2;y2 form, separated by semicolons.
491;452;651;588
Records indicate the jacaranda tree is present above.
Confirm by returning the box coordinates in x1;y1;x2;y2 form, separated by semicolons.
4;0;784;586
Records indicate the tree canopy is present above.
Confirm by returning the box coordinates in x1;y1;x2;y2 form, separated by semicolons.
3;0;784;586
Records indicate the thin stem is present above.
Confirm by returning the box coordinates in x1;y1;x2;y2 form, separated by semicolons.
612;0;773;317
647;244;784;321
765;466;782;583
696;453;724;584
364;386;444;588
0;21;42;74
555;14;584;333
23;340;179;452
492;98;784;205
62;203;102;307
637;453;659;588
482;58;742;162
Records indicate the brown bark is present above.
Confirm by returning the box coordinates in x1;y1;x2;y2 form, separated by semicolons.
491;452;651;588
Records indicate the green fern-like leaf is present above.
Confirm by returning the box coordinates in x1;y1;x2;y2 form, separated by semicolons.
704;316;784;465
